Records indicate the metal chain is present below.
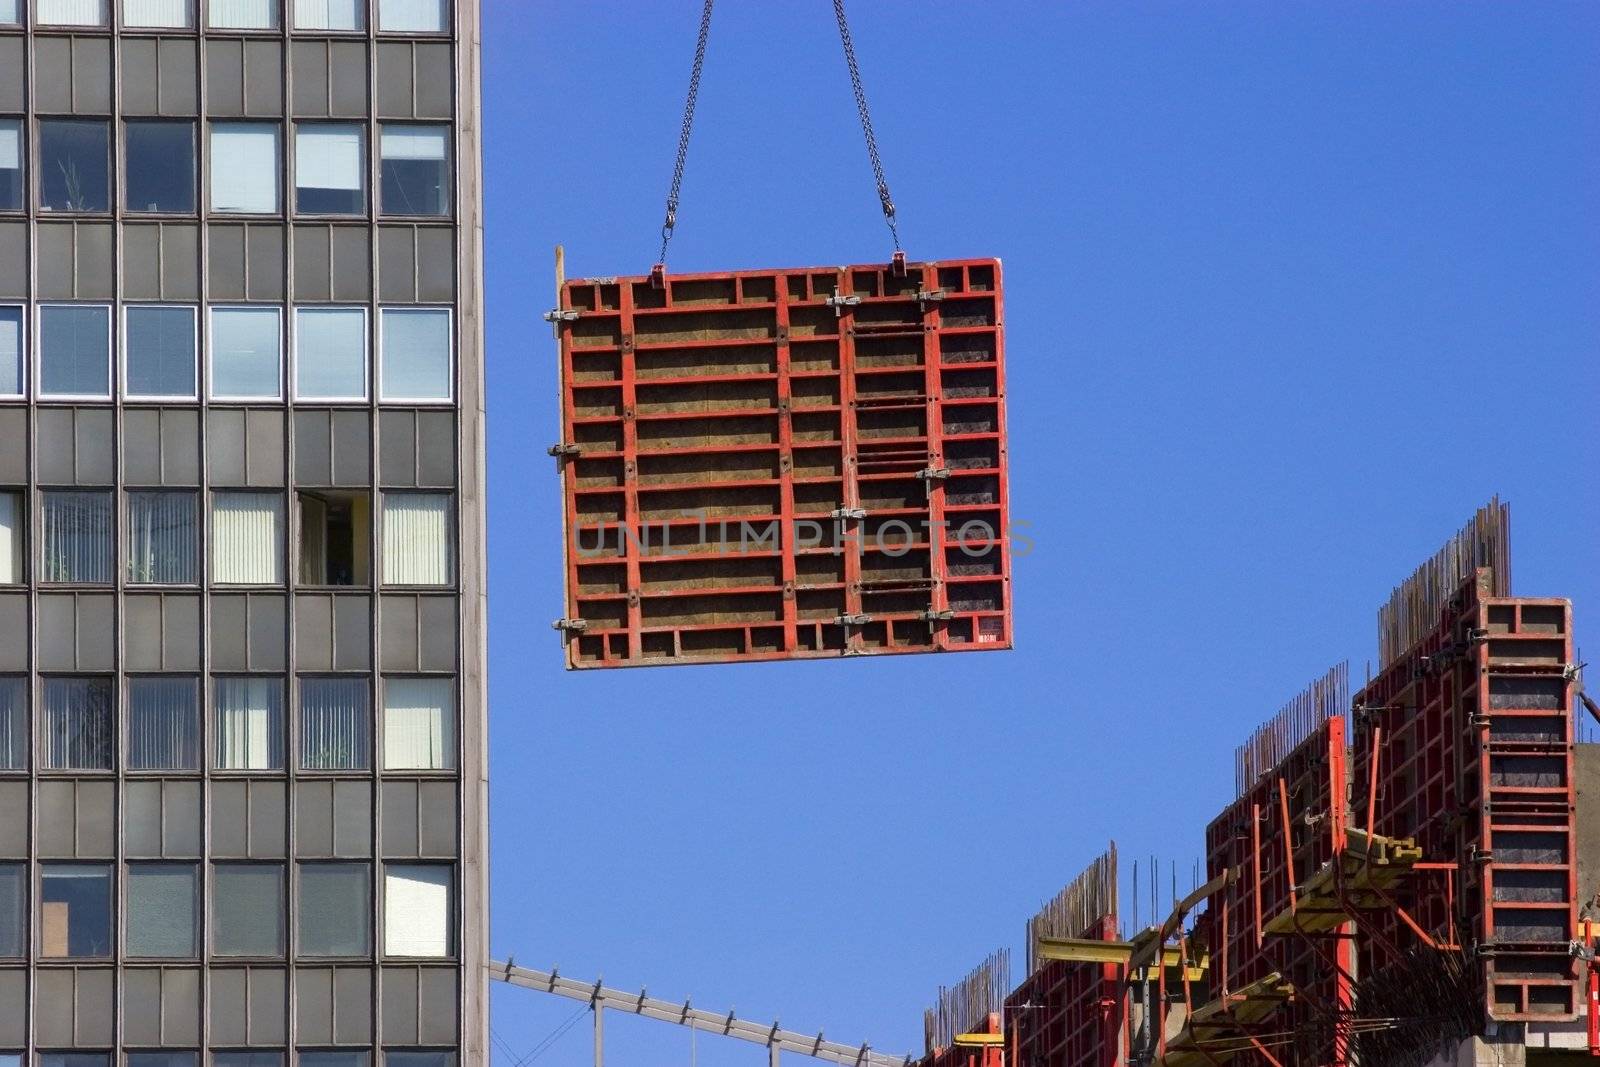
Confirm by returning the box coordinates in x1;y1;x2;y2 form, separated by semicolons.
832;0;901;251
657;0;716;265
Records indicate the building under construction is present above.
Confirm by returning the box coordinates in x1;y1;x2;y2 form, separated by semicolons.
918;501;1600;1067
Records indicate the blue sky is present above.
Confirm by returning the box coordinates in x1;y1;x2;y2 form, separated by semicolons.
482;3;1600;1064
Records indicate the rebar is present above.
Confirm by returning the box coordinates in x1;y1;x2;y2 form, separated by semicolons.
923;948;1011;1053
1233;662;1349;798
1025;842;1118;974
1378;497;1510;668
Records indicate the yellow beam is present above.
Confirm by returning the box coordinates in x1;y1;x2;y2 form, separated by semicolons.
1034;937;1208;982
952;1034;1004;1048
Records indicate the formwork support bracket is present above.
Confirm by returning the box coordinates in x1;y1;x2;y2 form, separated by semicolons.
552;618;589;633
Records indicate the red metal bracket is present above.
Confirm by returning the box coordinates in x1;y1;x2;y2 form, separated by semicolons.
649;262;666;289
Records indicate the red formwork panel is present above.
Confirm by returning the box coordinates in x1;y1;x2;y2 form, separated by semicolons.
1203;717;1351;1066
1005;915;1121;1067
919;1013;1004;1067
1350;572;1579;1022
551;258;1012;668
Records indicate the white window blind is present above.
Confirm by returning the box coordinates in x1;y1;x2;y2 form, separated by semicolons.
209;0;277;28
295;0;361;30
214;677;284;770
128;492;198;586
0;492;19;584
381;127;446;161
127;678;199;771
125;0;193;27
299;677;369;770
40;678;113;771
378;0;444;32
382;494;451;585
296;125;363;191
0;122;18;169
379;309;451;400
37;0;108;25
383;866;451;957
210;307;281;399
383;678;454;770
294;308;366;399
41;491;112;583
0;677;24;770
0;308;18;396
212;492;284;584
210;124;279;213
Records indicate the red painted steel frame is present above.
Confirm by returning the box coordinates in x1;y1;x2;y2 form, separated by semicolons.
1350;572;1580;1022
1004;915;1121;1067
553;258;1012;668
1203;718;1351;1067
918;1013;1005;1067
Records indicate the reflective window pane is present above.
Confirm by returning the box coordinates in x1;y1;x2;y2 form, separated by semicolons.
0;307;20;395
37;0;109;26
39;864;112;957
210;124;280;214
295;308;367;400
380;309;450;401
126;122;197;213
127;1055;199;1067
380;126;449;217
0;1;15;24
213;676;285;771
295;0;361;29
0;119;20;211
126;0;194;26
208;0;278;28
128;491;199;586
40;677;114;771
384;1054;454;1067
127;676;200;771
210;307;281;398
126;864;198;957
126;306;198;398
39;120;110;212
378;0;445;32
212;863;284;956
39;304;111;398
212;1055;281;1067
299;677;369;771
0;863;22;957
41;490;113;583
300;1055;368;1067
298;863;370;956
296;124;365;216
0;677;24;769
41;1056;110;1067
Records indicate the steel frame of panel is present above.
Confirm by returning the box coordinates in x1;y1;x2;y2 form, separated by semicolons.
918;1011;1004;1067
1005;915;1121;1067
1202;718;1351;1067
1351;571;1580;1023
552;258;1011;669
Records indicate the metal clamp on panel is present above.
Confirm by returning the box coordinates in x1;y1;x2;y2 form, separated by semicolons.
835;613;872;627
915;467;950;483
921;609;954;622
824;294;862;316
831;506;866;521
547;443;581;458
551;618;589;634
915;289;945;305
543;309;581;323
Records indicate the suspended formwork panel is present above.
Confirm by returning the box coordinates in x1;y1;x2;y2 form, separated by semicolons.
551;258;1012;668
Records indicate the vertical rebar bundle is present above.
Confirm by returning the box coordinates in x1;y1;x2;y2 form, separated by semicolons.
923;948;1012;1053
1025;842;1118;974
1378;497;1510;667
1234;662;1348;798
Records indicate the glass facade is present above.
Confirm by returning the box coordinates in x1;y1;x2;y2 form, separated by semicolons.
0;0;483;1062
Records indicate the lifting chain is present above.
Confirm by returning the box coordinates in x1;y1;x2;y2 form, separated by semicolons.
654;0;903;267
657;0;716;266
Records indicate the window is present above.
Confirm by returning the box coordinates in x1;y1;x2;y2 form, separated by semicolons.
0;677;23;769
383;865;451;957
383;678;453;771
0;120;19;211
378;0;445;32
301;1055;368;1067
126;864;197;957
384;1056;453;1067
210;306;282;399
127;676;200;771
295;307;367;400
210;124;281;214
295;0;361;29
379;309;451;401
0;491;20;583
298;864;370;956
298;491;370;586
126;122;197;213
212;1056;282;1067
212;863;284;956
126;305;198;398
209;0;278;27
125;0;194;27
0;863;21;957
295;124;365;215
41;490;113;583
39;120;110;212
36;0;109;26
299;677;369;770
380;126;449;217
127;1056;199;1067
0;0;14;23
128;491;199;585
213;677;285;771
41;1057;110;1067
0;306;19;396
39;304;112;399
381;494;452;585
39;865;112;957
40;677;114;771
213;492;285;584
